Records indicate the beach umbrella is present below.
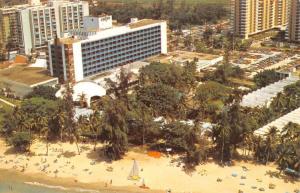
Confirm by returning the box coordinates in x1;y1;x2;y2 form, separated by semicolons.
128;159;140;180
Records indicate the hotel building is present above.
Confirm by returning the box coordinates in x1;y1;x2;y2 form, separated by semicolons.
231;0;288;39
47;16;167;83
286;0;300;42
18;0;89;55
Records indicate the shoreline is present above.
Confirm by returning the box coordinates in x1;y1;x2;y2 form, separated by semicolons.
0;168;162;193
0;138;299;193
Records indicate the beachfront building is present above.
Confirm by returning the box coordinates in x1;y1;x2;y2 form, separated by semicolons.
47;16;167;83
285;0;300;42
231;0;288;39
18;0;89;55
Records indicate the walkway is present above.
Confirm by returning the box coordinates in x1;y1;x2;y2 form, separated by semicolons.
0;98;16;107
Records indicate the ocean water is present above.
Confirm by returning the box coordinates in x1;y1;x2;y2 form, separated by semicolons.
0;179;101;193
0;170;101;193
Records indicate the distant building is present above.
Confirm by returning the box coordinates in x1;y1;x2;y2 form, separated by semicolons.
47;16;167;83
18;0;89;55
286;0;300;42
0;0;89;57
231;0;288;39
0;4;29;60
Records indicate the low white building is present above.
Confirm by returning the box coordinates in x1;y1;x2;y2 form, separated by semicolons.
240;75;300;108
56;81;106;107
255;107;300;136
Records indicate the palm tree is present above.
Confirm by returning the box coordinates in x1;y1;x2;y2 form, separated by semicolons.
281;122;300;143
276;122;300;173
88;111;102;151
41;124;50;156
213;110;231;164
105;69;133;110
62;83;81;155
270;93;286;114
79;93;87;108
54;106;66;142
264;126;278;164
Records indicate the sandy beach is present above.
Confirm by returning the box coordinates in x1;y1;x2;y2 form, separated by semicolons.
0;138;299;193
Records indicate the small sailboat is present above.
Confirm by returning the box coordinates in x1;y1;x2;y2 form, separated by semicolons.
128;159;140;180
139;178;150;189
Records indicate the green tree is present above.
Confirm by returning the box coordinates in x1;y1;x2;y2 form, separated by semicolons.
193;81;230;121
8;132;32;152
253;70;281;88
26;86;58;100
137;84;184;120
101;99;129;160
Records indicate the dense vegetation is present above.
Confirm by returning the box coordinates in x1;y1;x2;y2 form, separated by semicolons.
0;44;299;175
91;0;228;30
253;70;282;88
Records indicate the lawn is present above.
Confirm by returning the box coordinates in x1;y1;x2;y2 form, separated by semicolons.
0;100;13;129
0;95;21;106
101;0;229;5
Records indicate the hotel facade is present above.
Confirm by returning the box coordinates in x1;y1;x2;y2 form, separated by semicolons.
231;0;288;39
47;17;167;83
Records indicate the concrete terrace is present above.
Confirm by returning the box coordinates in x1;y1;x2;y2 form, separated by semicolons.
0;66;56;86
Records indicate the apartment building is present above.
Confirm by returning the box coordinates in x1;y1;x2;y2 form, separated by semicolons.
286;0;300;42
18;0;89;55
231;0;288;39
47;16;167;83
0;4;29;59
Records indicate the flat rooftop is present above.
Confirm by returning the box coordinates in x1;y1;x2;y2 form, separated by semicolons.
57;37;80;45
129;19;165;29
147;51;221;64
0;67;56;86
171;50;220;60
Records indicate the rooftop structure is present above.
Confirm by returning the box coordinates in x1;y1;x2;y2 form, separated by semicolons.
89;61;150;89
255;107;300;136
0;66;58;97
240;75;299;108
147;50;223;71
47;17;167;83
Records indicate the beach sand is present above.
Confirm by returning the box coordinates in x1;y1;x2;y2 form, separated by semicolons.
0;138;299;193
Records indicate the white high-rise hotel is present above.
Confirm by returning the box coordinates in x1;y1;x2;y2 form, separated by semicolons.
18;0;89;54
47;16;167;83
